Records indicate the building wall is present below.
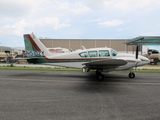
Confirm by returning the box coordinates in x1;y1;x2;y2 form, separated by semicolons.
40;39;136;52
42;39;52;48
0;46;12;52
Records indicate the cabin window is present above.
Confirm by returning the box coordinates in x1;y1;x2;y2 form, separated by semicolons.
88;51;98;57
79;52;89;58
99;50;110;57
111;49;118;56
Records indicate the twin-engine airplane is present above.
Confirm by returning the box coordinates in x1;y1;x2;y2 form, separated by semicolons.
23;33;150;80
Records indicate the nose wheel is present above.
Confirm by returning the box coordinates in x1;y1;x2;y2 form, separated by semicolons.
128;72;135;78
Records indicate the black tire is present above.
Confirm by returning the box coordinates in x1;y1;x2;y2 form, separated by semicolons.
128;72;135;78
96;74;104;81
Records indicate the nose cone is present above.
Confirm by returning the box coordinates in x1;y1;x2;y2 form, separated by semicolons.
137;55;150;66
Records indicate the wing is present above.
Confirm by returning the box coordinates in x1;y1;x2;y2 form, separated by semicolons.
83;59;127;70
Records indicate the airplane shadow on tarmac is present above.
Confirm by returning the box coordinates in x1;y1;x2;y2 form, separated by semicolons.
9;70;139;93
11;70;134;83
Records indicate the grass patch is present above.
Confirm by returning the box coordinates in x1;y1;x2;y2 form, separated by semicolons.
0;64;160;73
0;65;81;71
116;69;160;73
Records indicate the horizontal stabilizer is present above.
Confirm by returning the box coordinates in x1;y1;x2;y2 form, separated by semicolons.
14;57;38;60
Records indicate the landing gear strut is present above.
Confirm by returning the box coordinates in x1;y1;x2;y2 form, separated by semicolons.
95;70;104;81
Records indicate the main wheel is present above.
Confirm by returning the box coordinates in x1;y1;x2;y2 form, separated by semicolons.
128;72;135;78
96;74;104;81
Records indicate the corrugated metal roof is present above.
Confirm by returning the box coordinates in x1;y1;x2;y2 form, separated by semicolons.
125;36;160;45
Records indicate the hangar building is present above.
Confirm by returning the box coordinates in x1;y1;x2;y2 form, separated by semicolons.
40;38;137;53
40;36;160;54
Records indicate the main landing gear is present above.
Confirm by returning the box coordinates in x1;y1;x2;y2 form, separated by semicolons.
95;70;136;81
95;70;104;81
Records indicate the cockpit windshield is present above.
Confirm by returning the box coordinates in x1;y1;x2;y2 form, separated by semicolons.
111;49;118;56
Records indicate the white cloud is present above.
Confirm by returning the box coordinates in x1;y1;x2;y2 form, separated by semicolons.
0;0;160;47
29;17;70;29
0;20;27;36
86;0;160;13
0;17;70;36
69;3;91;14
0;0;36;18
98;20;124;27
112;0;154;11
0;0;89;36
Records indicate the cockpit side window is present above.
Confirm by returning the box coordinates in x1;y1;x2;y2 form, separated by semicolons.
79;52;88;58
88;51;98;57
99;50;110;57
111;49;118;56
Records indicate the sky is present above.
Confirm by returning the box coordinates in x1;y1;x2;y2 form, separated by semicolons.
0;0;160;51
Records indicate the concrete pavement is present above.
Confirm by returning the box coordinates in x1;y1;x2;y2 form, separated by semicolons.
0;70;160;120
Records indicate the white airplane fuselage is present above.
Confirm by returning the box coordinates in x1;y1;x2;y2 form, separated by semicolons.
42;47;149;70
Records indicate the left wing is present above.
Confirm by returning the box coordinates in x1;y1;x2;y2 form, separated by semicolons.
83;59;127;69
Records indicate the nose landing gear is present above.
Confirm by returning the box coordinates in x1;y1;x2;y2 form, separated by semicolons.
128;72;135;78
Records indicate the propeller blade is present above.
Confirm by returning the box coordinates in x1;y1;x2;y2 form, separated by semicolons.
136;46;138;59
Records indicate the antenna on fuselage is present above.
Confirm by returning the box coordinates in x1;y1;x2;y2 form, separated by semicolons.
82;45;86;50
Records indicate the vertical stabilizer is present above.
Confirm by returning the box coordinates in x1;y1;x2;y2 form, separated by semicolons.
23;33;52;57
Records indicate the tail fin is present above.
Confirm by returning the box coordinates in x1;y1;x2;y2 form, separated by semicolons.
23;33;52;57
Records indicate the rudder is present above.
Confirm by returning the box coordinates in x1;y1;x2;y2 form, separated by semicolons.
23;33;52;57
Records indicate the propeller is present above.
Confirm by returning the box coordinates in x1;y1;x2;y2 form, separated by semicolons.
135;45;139;72
135;45;138;59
